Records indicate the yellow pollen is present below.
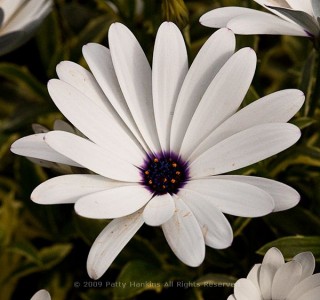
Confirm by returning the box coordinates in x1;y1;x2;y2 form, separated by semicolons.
171;179;176;183
153;158;159;163
162;185;166;189
144;170;149;175
163;178;168;182
172;162;177;167
148;180;152;184
176;171;181;175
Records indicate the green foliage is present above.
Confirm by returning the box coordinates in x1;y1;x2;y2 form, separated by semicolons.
1;0;320;299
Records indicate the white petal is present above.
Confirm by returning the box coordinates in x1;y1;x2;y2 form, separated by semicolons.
287;273;320;300
82;43;148;151
259;247;285;300
214;175;300;212
271;261;302;299
296;286;320;300
200;7;267;27
227;12;308;36
189;89;304;161
190;123;301;178
53;119;75;133
180;48;256;158
87;211;144;279
44;131;140;182
227;295;236;300
109;23;161;153
285;0;314;15
143;194;175;226
179;191;233;249
47;79;144;166
11;133;81;167
247;264;261;291
75;185;151;219
292;251;315;280
181;178;274;217
234;278;263;300
152;22;188;151
31;174;124;204
31;289;51;300
162;196;205;267
170;28;235;153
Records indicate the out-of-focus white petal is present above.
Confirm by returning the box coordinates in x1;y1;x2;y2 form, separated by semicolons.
45;131;141;182
259;247;285;300
180;47;256;158
295;286;320;300
53;119;75;133
287;273;320;300
87;210;144;279
214;175;300;212
292;252;315;280
247;264;261;291
190;123;301;178
31;174;124;204
189;89;304;161
162;196;205;267
170;28;235;153
152;22;188;151
285;0;314;15
11;133;81;167
181;178;274;217
47;79;145;166
30;289;51;300
143;194;175;226
109;22;161;153
180;191;233;249
234;278;263;300
271;261;302;299
75;185;151;219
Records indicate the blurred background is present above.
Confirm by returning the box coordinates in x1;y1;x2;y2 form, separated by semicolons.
0;0;319;299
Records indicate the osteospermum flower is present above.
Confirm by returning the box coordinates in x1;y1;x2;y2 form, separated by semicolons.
31;290;51;300
228;247;320;300
0;0;52;56
11;22;304;279
200;0;320;39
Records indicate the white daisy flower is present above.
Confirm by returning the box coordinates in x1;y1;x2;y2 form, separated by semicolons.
11;22;304;279
0;0;52;56
200;0;320;38
228;247;320;300
31;289;51;300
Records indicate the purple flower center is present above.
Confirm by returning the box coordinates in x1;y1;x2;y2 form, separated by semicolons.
140;152;189;195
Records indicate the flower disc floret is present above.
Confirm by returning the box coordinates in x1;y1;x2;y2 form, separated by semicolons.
140;152;189;195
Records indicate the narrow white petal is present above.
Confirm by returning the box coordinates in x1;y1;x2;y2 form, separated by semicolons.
295;286;320;300
200;7;266;27
190;123;301;178
31;289;51;300
285;0;314;15
181;178;274;217
170;28;235;153
1;0;26;26
247;264;262;291
47;79;145;166
234;278;263;300
271;261;302;299
288;273;320;300
259;247;285;300
227;13;308;36
45;131;140;182
214;175;300;212
53;119;75;133
227;295;236;300
179;191;233;249
189;89;304;161
180;48;256;158
109;23;161;153
162;196;205;267
75;185;151;219
87;211;144;279
292;252;315;280
143;194;175;226
11;133;81;167
152;22;188;151
31;174;124;204
82;43;148;150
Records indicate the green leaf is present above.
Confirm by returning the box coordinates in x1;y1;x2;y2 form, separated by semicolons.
113;260;165;299
196;273;236;288
291;116;317;129
232;217;251;237
257;236;320;260
7;240;41;265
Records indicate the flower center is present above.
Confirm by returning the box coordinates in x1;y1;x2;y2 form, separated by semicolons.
140;152;189;195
